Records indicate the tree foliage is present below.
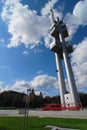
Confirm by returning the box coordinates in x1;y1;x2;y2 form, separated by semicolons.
0;90;87;109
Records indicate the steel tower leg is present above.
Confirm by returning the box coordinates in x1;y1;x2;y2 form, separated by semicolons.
60;34;80;107
55;53;66;108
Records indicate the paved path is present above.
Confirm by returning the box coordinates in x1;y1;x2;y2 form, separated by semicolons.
29;109;87;118
0;109;87;118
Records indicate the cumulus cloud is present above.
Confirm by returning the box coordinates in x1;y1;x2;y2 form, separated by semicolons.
1;0;87;48
64;0;87;39
22;50;29;55
73;0;87;26
0;81;4;89
30;74;58;89
3;80;30;93
41;0;58;16
0;0;63;49
1;0;50;48
1;0;60;49
37;70;43;75
71;38;87;92
3;74;58;94
64;13;79;39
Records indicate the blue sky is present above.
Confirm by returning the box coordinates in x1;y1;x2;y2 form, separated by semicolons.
0;0;87;96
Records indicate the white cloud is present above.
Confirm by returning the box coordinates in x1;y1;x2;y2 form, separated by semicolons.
6;80;31;93
73;0;87;26
0;38;4;44
30;74;58;89
71;38;87;91
1;0;50;48
22;50;29;55
12;80;29;90
64;13;79;39
35;90;49;97
37;70;43;75
64;0;87;39
1;0;63;49
1;0;6;3
34;48;43;54
3;74;58;94
0;81;4;89
41;0;58;16
1;0;87;48
0;38;6;47
44;34;53;48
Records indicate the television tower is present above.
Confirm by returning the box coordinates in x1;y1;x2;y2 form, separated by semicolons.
50;9;81;110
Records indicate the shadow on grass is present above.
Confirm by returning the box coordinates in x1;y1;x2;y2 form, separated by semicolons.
23;126;46;130
0;127;9;130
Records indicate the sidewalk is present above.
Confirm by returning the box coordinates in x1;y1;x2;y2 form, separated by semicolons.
0;109;87;118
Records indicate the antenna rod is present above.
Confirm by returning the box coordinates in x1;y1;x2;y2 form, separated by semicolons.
50;8;55;24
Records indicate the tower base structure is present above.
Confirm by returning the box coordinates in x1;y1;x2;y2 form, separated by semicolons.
62;93;82;110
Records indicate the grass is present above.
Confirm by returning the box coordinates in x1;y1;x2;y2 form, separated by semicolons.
0;116;87;130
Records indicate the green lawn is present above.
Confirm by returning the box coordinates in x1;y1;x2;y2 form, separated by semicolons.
0;116;87;130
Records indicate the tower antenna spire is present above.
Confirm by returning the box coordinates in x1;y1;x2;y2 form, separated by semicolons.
50;8;55;24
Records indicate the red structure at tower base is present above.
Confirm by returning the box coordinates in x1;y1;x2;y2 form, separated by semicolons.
42;103;82;111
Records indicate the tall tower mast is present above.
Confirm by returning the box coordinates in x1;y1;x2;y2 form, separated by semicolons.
50;9;66;108
50;8;81;110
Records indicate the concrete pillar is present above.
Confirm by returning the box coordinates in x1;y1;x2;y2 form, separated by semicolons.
60;33;80;107
55;53;66;108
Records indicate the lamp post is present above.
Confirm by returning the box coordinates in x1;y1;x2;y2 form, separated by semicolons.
24;88;31;127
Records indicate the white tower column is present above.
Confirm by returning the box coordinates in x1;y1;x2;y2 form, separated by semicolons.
55;53;66;108
59;33;80;107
